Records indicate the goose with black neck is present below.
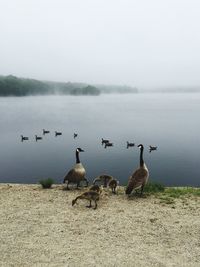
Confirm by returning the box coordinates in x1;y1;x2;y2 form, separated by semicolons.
63;148;88;190
126;144;149;196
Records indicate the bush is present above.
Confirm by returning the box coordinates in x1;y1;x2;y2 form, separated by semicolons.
39;178;54;189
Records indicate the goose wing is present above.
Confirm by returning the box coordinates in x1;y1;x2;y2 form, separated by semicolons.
126;167;149;194
63;169;75;182
63;167;86;183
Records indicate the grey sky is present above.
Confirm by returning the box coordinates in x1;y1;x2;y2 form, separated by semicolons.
0;0;200;88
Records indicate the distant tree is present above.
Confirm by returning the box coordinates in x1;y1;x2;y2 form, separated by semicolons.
70;85;101;95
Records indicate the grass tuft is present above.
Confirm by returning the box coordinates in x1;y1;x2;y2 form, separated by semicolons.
144;181;165;193
39;178;54;189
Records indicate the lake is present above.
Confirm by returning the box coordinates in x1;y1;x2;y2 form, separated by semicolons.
0;93;199;186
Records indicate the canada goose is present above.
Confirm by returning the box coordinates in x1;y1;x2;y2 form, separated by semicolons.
63;148;88;189
126;144;149;196
101;138;109;145
21;135;29;141
105;142;113;148
43;129;50;135
93;174;113;187
108;179;118;194
149;145;157;153
72;191;100;209
55;131;62;136
35;135;42;141
74;133;78;138
127;141;135;148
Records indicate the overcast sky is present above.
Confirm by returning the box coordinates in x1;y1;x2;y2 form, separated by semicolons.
0;0;200;89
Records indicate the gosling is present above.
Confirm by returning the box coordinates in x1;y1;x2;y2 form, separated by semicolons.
89;184;102;193
93;174;113;187
72;191;100;209
108;179;118;194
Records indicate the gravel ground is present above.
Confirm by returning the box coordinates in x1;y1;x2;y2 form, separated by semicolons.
0;184;200;267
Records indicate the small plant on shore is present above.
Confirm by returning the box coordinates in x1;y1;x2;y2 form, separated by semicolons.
144;181;165;193
39;178;54;189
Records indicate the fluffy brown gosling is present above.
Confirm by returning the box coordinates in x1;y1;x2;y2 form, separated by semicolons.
72;191;100;209
89;184;102;193
108;179;118;194
93;174;113;187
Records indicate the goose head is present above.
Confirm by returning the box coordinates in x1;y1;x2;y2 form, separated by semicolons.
137;144;144;149
76;147;84;153
72;199;76;206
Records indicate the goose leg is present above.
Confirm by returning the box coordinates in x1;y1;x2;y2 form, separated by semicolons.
86;200;92;208
140;184;144;197
135;189;140;195
93;200;97;210
76;181;80;190
65;181;70;190
84;178;89;187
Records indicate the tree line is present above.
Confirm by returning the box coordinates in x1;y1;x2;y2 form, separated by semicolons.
0;75;137;96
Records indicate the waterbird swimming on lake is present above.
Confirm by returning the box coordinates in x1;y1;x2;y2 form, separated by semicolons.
127;141;135;148
63;148;88;189
72;190;100;209
126;144;149;196
104;142;113;148
21;135;29;142
101;138;110;145
35;135;42;141
149;145;157;153
74;133;78;138
43;129;50;135
55;131;62;136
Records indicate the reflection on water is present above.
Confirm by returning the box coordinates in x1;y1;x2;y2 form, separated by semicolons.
0;93;199;186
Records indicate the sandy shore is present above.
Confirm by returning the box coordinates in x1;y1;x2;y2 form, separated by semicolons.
0;184;200;267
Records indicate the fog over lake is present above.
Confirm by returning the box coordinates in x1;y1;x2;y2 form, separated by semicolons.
0;93;199;186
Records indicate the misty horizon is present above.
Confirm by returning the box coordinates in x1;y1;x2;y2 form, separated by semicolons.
1;0;200;89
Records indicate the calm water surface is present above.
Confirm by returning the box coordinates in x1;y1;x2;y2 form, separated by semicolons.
0;93;199;186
